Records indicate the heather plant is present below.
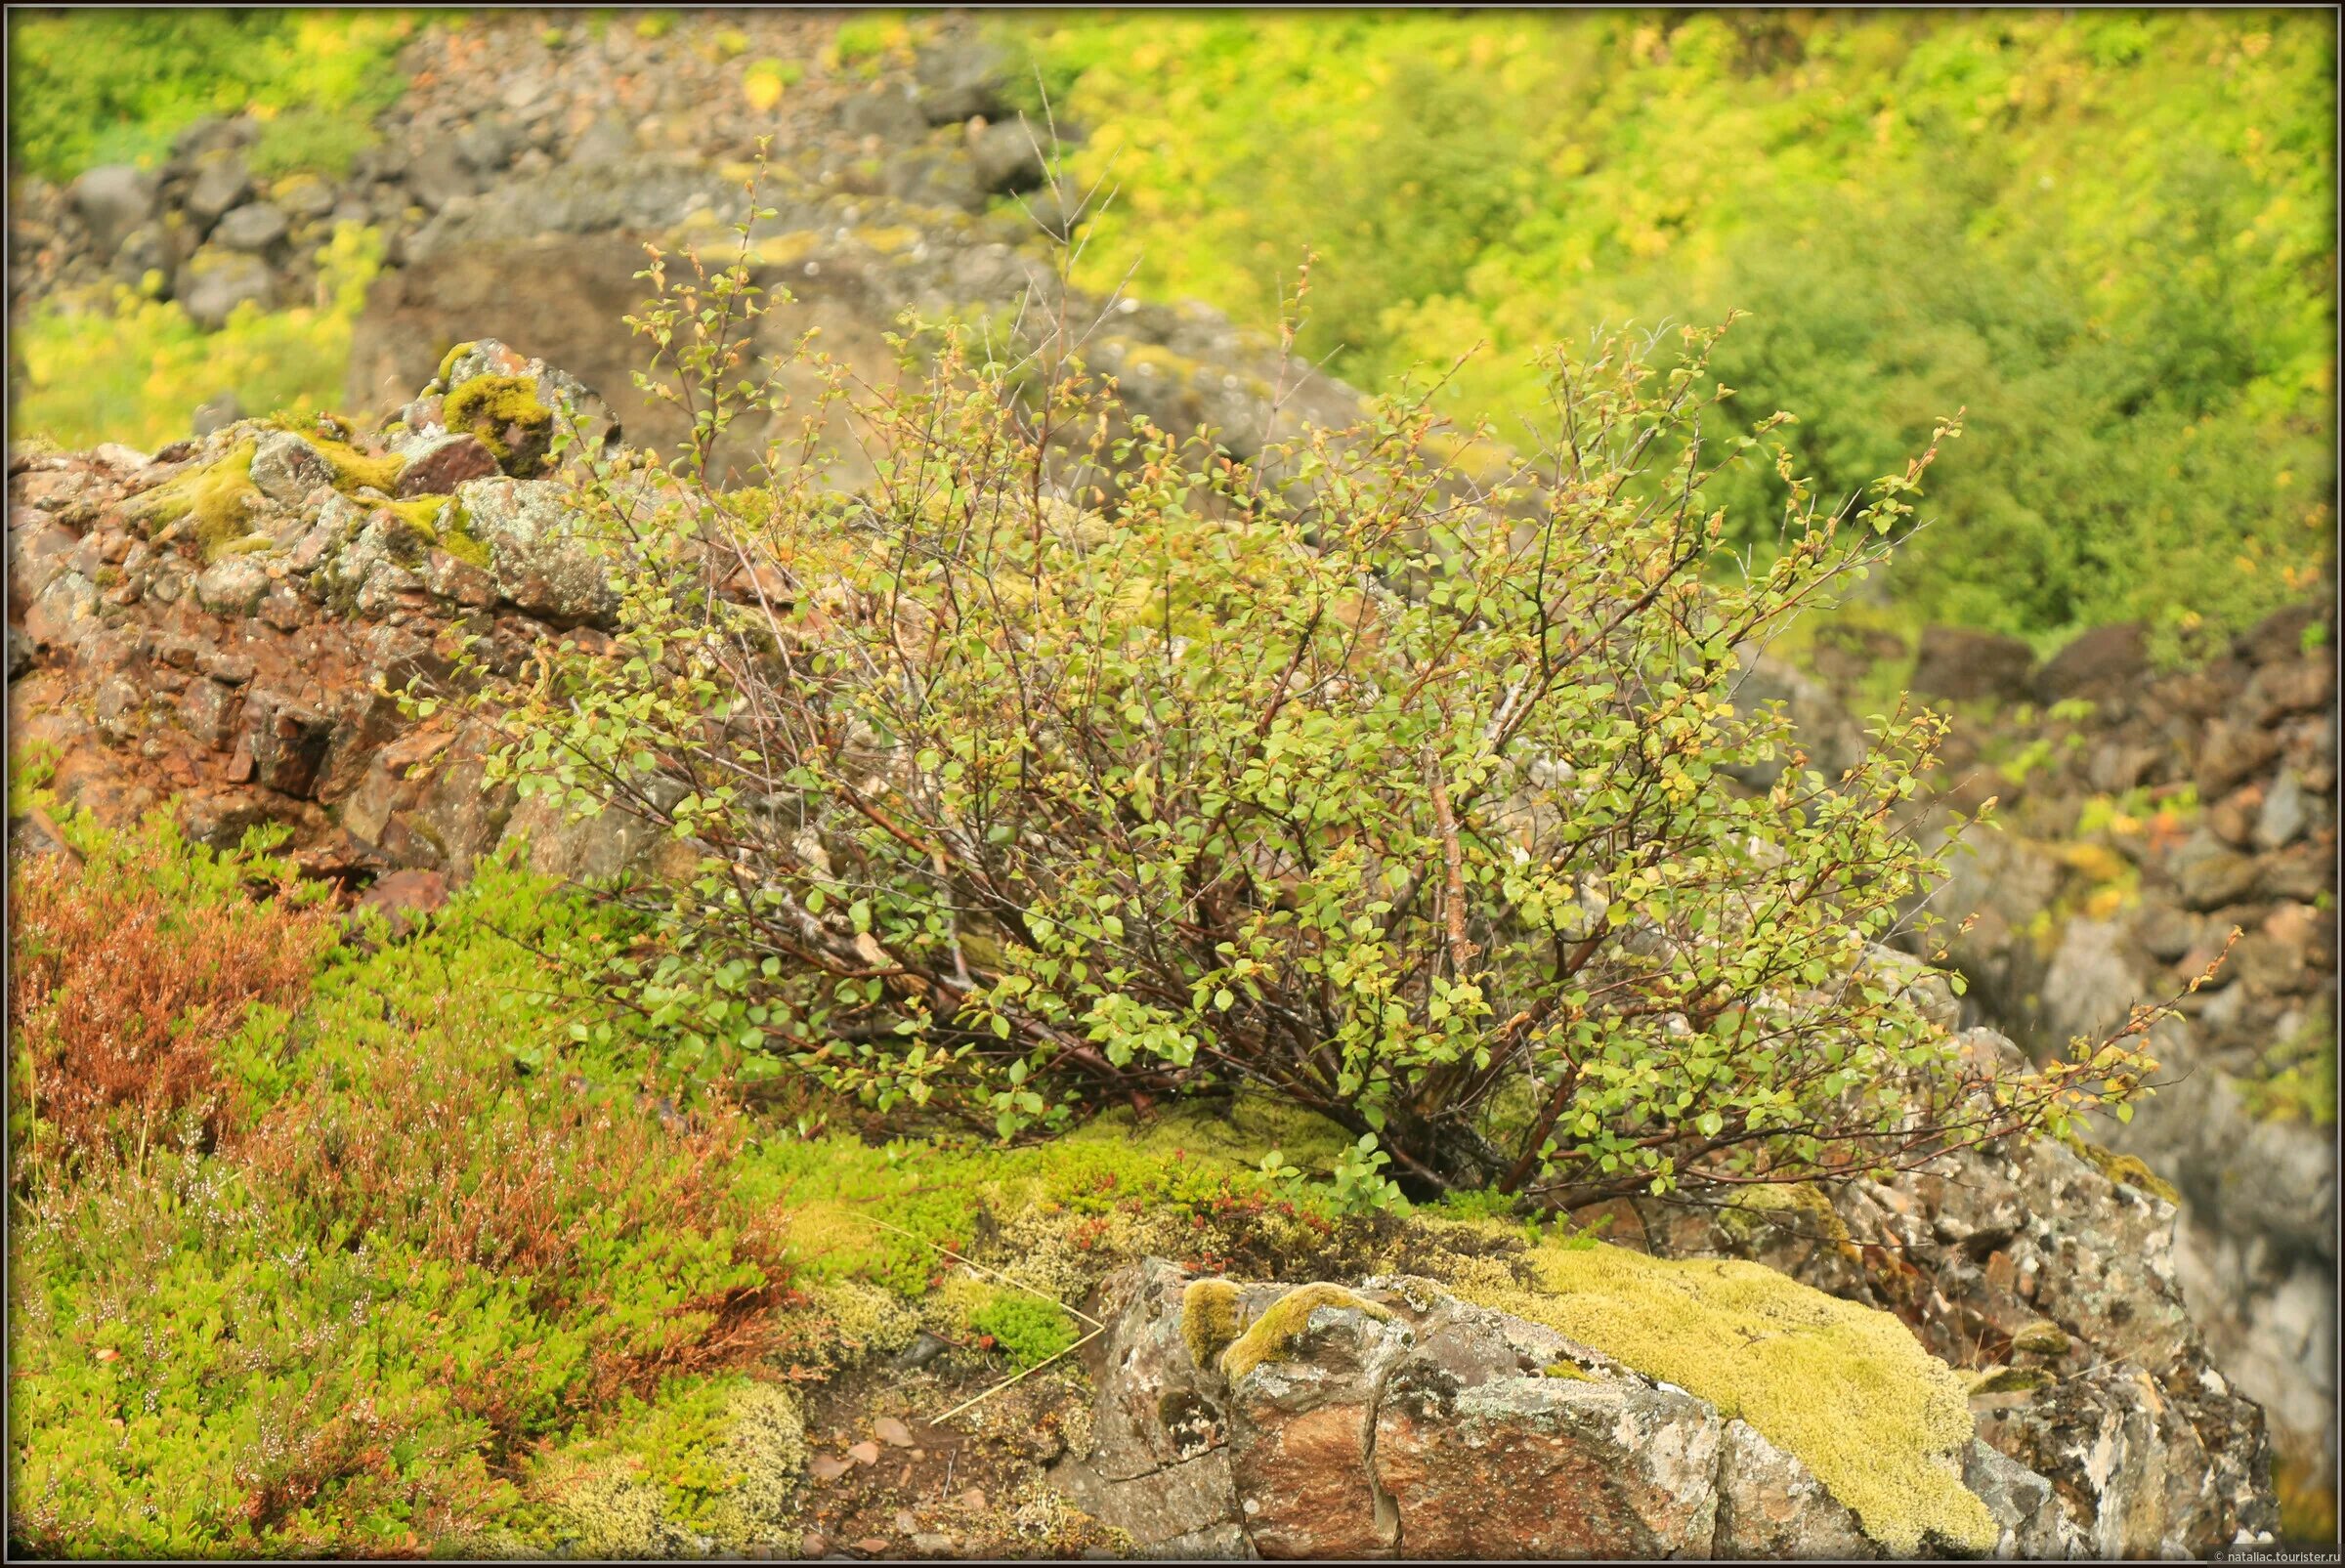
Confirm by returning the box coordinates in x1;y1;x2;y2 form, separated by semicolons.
461;167;2168;1212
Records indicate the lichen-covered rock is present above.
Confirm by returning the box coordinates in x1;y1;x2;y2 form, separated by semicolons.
247;429;335;505
1059;1256;2018;1560
454;474;619;626
395;432;500;496
1220;1285;1411;1558
192;555;270;616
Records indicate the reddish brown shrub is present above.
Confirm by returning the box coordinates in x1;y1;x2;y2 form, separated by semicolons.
8;832;332;1169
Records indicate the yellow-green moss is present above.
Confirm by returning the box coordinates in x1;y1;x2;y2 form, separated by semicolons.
518;1377;807;1555
2056;1129;2183;1205
1218;1283;1391;1383
1432;1225;1997;1555
384;495;449;537
1180;1279;1244;1370
444;373;550;464
1968;1365;2053;1396
2010;1321;2072;1356
435;339;476;388
118;440;260;559
1540;1360;1595;1381
307;433;407;495
1718;1181;1860;1263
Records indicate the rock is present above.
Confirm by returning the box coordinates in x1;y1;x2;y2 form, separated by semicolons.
1370;1296;1724;1558
2035;621;2148;703
2231;603;2324;667
453;118;522;175
2176;849;2261;912
2254;770;2310;850
68;164;158;257
192;392;244;438
970;118;1048;194
394;434;497;496
1725;654;1865;789
1223;1285;1414;1557
843;82;929;142
405;141;479;213
184;148;253;228
248;430;335;505
174;248;275;330
1962;1438;2078;1558
192;556;271;617
210;202;289;253
108;221;176;285
454;476;619;627
2228;932;2309;996
2132;903;2200;965
350;867;449;942
1712;1419;1874;1558
914;37;1015;124
569;112;637;169
2196;719;2281;797
2245;656;2333;725
6;623;29;681
1912;625;2036;703
271;173;336;220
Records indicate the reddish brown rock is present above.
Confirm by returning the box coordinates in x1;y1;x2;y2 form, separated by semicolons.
395;433;499;496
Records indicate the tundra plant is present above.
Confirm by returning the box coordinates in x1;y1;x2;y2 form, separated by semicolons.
468;168;2164;1209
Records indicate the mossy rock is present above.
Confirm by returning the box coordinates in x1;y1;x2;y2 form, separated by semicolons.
1179;1278;1243;1371
445;373;555;476
2058;1129;2182;1205
116;440;261;561
1218;1282;1393;1382
1426;1221;1999;1555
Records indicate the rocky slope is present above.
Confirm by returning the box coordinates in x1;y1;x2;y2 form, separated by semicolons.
5;5;2327;1548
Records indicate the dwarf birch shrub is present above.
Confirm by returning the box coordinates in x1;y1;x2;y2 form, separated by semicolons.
471;178;2162;1208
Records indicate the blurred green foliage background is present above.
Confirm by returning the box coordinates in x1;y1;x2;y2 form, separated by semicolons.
1015;9;2336;646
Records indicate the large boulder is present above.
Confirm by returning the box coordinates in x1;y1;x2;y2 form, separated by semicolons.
67;164;158;258
174;248;275;330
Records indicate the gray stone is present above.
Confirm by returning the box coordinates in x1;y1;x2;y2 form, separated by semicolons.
2254;769;2309;850
2176;849;2261;911
1714;1419;1874;1558
7;623;31;681
210;201;288;253
2034;621;2149;704
271;173;336;220
453;476;620;627
914;37;1015;123
453;118;522;174
843;83;929;143
970;118;1048;194
173;248;275;330
569;112;637;169
404;142;478;213
192;556;271;616
248;430;335;505
68;164;159;256
1962;1437;2079;1558
184;148;253;227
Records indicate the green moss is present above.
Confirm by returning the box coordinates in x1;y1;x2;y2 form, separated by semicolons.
1180;1278;1243;1370
305;432;406;496
1968;1365;2053;1396
964;1288;1080;1369
2056;1129;2183;1205
2010;1321;2071;1357
384;495;449;537
519;1377;806;1555
1540;1360;1594;1381
435;339;477;388
1432;1224;1996;1555
444;373;551;466
117;439;260;560
1218;1283;1391;1383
